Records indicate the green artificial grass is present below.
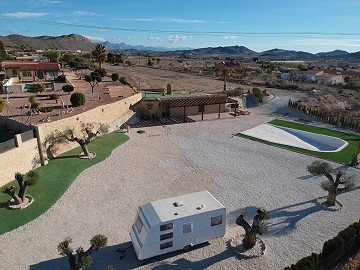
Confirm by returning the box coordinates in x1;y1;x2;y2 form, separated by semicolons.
0;131;128;235
236;119;360;164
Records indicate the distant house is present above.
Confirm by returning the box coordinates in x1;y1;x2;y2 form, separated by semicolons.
280;70;344;85
139;88;237;120
1;60;60;82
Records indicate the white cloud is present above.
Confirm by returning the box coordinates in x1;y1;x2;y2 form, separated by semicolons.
114;18;205;23
97;29;108;33
83;35;105;42
2;12;48;18
146;36;162;43
28;0;61;5
224;36;239;40
168;35;189;43
73;11;97;16
0;29;19;34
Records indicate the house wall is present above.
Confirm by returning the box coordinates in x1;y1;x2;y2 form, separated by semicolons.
168;104;226;117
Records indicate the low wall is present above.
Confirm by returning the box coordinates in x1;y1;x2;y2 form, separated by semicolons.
0;135;39;187
0;93;142;187
37;93;142;157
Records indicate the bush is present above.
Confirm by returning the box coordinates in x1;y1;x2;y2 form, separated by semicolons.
62;84;74;95
94;68;106;77
48;94;59;100
70;92;86;107
39;107;53;113
252;87;265;103
54;75;67;83
119;76;128;85
28;84;46;95
111;73;120;81
224;87;244;97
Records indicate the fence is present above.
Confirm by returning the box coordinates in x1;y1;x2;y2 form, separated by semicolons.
288;99;360;132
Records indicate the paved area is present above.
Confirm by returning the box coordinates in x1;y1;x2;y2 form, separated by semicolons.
0;95;359;270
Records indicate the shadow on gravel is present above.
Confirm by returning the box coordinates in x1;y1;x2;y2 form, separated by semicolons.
267;199;324;236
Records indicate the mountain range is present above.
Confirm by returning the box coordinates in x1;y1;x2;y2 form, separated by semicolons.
0;34;359;60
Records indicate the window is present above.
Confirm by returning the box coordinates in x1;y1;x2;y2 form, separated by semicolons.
134;214;143;234
183;223;193;234
160;232;173;241
147;103;153;110
198;105;204;112
12;69;18;75
22;71;32;77
160;223;173;231
160;241;173;250
211;215;223;226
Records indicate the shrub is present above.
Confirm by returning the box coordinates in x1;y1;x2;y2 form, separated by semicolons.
111;73;120;81
70;92;86;107
28;84;46;95
54;75;67;83
62;84;74;95
119;76;128;85
252;87;265;103
224;87;244;97
48;94;60;100
39;107;53;113
94;68;106;77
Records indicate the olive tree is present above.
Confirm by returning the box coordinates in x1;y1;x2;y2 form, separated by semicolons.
85;72;102;93
57;234;108;270
62;122;109;158
2;171;39;205
236;209;270;249
307;160;356;206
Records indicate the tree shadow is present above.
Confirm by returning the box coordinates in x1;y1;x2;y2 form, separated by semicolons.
0;201;9;209
267;199;324;236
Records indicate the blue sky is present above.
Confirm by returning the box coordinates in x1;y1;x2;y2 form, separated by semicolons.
1;0;360;53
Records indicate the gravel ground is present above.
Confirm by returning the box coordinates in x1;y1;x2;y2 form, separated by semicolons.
0;96;359;270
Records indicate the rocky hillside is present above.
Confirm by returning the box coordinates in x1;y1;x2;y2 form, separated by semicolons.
0;34;94;51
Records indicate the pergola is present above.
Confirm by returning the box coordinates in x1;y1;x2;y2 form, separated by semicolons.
159;95;238;122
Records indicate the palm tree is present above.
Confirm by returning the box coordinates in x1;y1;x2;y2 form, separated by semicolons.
92;44;107;68
222;69;230;92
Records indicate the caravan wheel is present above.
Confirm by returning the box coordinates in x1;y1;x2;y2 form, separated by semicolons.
183;244;192;252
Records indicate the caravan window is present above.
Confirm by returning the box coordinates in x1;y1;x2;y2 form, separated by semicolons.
211;215;223;226
160;232;173;241
135;214;144;234
160;241;173;250
160;223;173;231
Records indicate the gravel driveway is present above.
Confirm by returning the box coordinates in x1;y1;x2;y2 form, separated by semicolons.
0;96;359;270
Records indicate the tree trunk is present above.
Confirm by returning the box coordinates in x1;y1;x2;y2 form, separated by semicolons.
236;215;257;249
242;229;257;249
4;186;23;204
326;192;337;206
80;143;91;157
18;184;28;202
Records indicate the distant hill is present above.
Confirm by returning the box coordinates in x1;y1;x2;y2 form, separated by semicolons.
101;41;191;52
0;34;359;60
0;34;94;51
259;48;314;59
315;50;349;57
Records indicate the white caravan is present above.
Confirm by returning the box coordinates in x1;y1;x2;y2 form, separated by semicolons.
130;190;226;260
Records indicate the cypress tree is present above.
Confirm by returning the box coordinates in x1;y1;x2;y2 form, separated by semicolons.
0;41;7;62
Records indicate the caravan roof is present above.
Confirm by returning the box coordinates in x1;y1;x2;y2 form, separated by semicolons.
139;190;224;228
